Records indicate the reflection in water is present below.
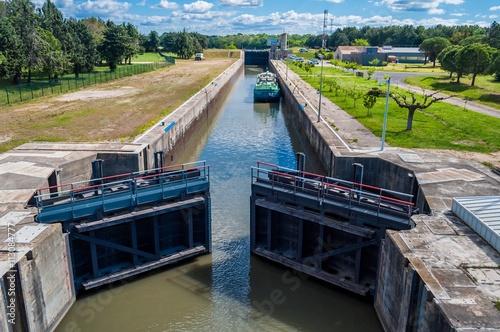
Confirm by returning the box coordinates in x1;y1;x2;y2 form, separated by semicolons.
55;67;382;332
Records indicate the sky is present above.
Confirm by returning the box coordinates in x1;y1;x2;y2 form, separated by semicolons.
44;0;499;35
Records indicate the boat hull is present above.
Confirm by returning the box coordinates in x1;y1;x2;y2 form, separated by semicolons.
254;89;280;102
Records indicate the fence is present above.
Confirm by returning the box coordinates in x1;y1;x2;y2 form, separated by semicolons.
1;62;171;107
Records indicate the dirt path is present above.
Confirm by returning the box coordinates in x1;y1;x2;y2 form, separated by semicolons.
0;58;236;151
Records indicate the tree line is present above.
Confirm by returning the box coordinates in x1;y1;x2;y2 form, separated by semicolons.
0;0;207;84
1;0;499;85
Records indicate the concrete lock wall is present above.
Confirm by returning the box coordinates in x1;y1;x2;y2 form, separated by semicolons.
0;224;75;332
138;59;244;169
375;231;452;332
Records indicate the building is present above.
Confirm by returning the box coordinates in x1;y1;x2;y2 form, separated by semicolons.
381;46;425;64
334;45;426;65
334;46;387;66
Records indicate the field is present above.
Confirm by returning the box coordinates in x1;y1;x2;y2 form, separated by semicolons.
0;56;238;153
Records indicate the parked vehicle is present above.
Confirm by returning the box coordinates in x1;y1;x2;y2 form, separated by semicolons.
195;53;205;60
296;57;305;63
299;48;308;52
308;59;319;65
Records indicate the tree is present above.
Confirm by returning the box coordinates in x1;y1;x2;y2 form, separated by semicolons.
438;45;463;80
363;93;377;115
490;51;500;81
98;21;129;70
7;0;40;83
346;85;364;108
391;91;449;131
419;37;451;67
458;43;494;86
173;29;196;59
124;22;140;64
366;67;376;80
487;21;500;49
351;38;369;46
145;30;160;52
0;17;25;83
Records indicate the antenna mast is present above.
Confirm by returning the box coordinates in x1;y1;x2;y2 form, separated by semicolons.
322;10;328;49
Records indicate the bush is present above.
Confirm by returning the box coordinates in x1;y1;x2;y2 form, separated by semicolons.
367;87;385;97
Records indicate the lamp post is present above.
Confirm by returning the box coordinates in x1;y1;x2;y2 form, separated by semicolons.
381;77;391;150
317;54;324;122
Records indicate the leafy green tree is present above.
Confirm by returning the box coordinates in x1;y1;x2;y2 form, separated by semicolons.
98;21;129;70
0;17;25;83
124;22;140;64
145;30;160;52
438;45;462;80
458;43;495;86
363;93;377;115
419;37;451;67
174;29;196;59
351;38;369;46
366;67;376;80
7;0;40;83
487;21;500;49
67;19;98;76
490;51;500;81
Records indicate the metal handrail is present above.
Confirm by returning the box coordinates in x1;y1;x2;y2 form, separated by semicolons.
251;163;417;220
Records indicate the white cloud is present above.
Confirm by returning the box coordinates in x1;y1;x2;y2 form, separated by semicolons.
151;0;178;9
173;10;234;21
450;13;465;17
76;0;131;15
218;0;263;7
182;0;213;13
137;0;146;6
325;0;343;3
490;6;500;11
428;8;444;15
490;15;498;19
379;0;463;13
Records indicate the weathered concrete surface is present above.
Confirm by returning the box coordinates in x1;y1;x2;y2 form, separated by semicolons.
0;58;244;332
0;223;74;332
272;59;500;331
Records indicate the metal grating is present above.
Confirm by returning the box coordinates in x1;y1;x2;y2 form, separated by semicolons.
452;196;500;252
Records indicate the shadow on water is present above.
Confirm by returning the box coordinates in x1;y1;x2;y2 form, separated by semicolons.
55;65;381;332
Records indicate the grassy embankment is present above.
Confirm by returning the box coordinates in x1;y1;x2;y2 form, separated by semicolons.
0;50;240;153
291;63;500;155
405;75;500;110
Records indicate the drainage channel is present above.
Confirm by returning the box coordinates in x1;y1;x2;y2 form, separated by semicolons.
55;66;382;332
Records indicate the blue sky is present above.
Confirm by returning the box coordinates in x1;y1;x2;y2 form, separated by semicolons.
46;0;499;35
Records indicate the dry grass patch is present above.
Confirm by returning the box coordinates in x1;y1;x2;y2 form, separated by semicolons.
0;58;237;152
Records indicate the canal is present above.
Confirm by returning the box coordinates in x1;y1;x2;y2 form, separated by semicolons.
56;67;382;332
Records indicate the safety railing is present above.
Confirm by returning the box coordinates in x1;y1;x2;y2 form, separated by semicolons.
251;161;417;221
34;161;209;223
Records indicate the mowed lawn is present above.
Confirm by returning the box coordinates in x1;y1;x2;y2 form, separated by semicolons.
292;64;500;154
405;74;500;110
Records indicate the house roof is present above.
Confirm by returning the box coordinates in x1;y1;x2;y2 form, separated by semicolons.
336;46;364;55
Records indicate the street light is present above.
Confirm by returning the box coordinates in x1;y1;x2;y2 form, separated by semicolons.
381;77;391;150
317;54;324;122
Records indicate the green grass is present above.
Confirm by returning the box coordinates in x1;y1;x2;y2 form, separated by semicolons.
406;75;500;110
132;52;165;62
291;64;500;153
